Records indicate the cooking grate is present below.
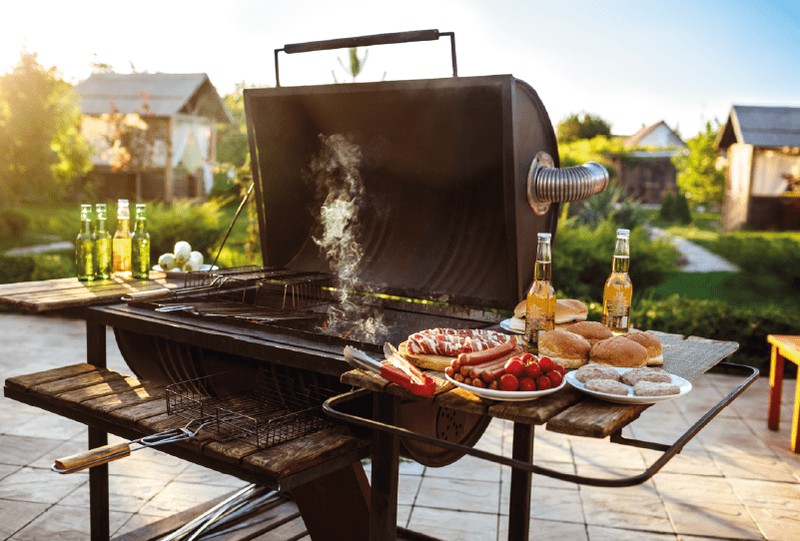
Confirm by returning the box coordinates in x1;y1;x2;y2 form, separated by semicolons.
166;366;337;449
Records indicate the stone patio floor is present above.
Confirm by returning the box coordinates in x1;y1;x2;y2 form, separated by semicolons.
1;313;798;540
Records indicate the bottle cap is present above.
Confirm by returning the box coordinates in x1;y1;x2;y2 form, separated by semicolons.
117;199;129;219
617;228;630;237
537;232;552;241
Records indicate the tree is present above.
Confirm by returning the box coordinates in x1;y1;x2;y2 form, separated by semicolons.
557;112;612;143
332;47;370;83
671;121;725;207
0;52;92;206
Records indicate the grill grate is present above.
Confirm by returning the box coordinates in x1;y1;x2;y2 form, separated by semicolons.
165;366;337;449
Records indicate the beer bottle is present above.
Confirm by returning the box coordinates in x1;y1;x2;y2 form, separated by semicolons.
602;228;633;333
75;204;95;281
92;204;112;279
131;203;151;279
112;199;132;277
524;232;556;351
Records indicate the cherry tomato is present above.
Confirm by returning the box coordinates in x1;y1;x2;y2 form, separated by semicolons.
551;363;566;376
538;356;555;373
519;352;536;365
536;374;552;390
504;357;525;378
523;361;541;378
548;370;563;387
519;377;536;392
499;373;519;392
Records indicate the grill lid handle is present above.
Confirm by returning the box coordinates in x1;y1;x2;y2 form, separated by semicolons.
274;29;457;86
526;152;609;216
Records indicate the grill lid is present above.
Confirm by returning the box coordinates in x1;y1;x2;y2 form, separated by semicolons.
245;73;559;311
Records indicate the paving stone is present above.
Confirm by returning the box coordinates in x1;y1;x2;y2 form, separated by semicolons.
499;517;589;540
586;524;677;540
415;476;500;515
407;506;498;541
0;466;87;504
579;483;673;533
137;480;239;517
8;504;130;541
0;498;48;539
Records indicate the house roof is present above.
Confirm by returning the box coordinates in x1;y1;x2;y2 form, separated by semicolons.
624;120;685;149
716;105;800;150
75;72;231;123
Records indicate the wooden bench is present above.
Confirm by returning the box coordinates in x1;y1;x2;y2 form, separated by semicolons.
767;334;800;452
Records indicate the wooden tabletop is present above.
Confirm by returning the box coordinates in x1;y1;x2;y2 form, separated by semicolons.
0;274;182;312
342;331;740;438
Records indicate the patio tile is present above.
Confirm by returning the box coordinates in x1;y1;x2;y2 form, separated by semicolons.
0;462;20;481
415;476;500;515
112;512;168;538
0;466;87;504
745;504;800;541
407;506;498;541
137;480;238;517
585;524;677;540
398;473;424;506
498;517;588;540
64;473;169;513
664;500;762;539
4;412;86;441
712;448;796;482
654;471;738;506
578;482;673;533
534;429;576;464
500;459;580;492
0;498;48;539
500;484;584;524
28;436;87;469
174;462;251;488
7;504;130;541
727;477;800;512
422;452;502;483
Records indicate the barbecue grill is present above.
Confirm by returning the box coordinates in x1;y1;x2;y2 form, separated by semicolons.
107;29;609;536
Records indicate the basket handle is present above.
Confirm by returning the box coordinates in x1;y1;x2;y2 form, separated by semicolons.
274;29;457;86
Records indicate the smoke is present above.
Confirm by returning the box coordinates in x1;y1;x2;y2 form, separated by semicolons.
308;134;387;343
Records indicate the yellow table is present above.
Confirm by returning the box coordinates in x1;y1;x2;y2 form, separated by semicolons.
767;334;800;452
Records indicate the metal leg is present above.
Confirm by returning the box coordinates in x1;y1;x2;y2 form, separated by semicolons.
508;423;533;541
86;317;110;541
370;393;399;541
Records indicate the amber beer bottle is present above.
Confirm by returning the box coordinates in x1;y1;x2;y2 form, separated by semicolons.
112;199;132;277
602;228;633;333
524;232;556;351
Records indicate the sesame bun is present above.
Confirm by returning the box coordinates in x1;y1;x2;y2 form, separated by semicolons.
514;298;588;325
538;329;591;369
563;321;613;345
622;331;664;366
590;336;648;368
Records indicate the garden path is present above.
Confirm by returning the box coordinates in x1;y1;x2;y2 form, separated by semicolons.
649;226;739;273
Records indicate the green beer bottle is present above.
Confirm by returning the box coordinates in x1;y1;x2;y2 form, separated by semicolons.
131;203;150;279
92;204;112;279
75;204;95;281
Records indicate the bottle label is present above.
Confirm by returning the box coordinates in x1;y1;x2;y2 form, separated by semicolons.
602;300;630;331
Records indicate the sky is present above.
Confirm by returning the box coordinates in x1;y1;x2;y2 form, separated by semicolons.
2;0;799;138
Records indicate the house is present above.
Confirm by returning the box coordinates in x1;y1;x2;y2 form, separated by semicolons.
610;120;686;205
716;105;800;231
76;73;231;202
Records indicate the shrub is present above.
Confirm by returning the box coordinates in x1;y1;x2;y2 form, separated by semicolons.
632;295;800;369
0;208;30;237
147;200;225;260
708;233;800;290
554;218;679;299
0;255;36;284
660;190;692;224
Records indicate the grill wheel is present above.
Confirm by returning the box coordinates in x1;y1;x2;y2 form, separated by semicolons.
396;399;490;467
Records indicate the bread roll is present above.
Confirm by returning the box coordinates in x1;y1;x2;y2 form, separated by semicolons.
538;329;591;369
590;336;648;368
622;331;664;366
514;298;588;324
563;321;613;345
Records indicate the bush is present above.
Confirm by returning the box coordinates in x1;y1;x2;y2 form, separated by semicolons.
147;200;225;260
554;218;679;299
632;295;800;369
0;255;36;284
708;233;800;290
660;190;692;224
0;208;30;237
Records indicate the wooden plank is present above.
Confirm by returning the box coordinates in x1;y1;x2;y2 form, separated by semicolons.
79;385;165;415
5;363;98;392
51;374;145;407
488;387;583;425
546;400;648;438
250;515;308;541
31;369;125;396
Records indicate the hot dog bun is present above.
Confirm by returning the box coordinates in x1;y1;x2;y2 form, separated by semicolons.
538;329;591;369
563;321;613;345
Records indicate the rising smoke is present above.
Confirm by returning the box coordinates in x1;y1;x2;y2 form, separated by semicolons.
308;134;387;343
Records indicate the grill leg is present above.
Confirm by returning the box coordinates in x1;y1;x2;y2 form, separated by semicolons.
508;423;534;541
87;319;110;541
370;393;399;541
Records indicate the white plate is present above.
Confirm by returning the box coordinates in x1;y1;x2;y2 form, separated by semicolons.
500;318;525;335
152;264;218;275
565;367;692;404
445;373;566;402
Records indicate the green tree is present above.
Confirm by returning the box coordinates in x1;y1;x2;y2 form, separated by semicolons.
671;121;725;207
0;52;92;206
557;112;612;143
